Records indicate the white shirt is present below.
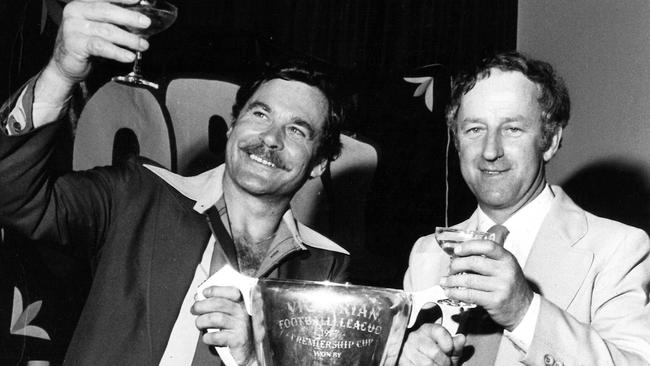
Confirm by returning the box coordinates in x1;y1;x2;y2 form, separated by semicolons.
476;184;555;355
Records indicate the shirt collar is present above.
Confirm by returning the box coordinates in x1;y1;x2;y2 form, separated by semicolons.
143;164;349;255
476;184;556;234
476;184;555;266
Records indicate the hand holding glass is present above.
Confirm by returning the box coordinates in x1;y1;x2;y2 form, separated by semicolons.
112;0;178;89
434;227;496;308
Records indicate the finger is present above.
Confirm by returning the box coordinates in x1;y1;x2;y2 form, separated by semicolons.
455;239;506;259
450;334;466;366
440;273;499;292
448;255;500;276
195;309;248;332
399;334;436;366
191;296;245;316
201;286;243;301
200;314;252;349
203;327;249;348
204;329;234;347
66;33;138;63
410;324;454;365
452;333;465;350
65;17;149;52
195;311;229;331
64;1;151;32
442;286;491;306
427;324;454;354
87;22;149;50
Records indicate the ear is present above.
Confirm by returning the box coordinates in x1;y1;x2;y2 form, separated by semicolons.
543;127;563;162
309;159;328;178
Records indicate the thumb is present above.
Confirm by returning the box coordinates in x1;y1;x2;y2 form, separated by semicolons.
450;334;466;366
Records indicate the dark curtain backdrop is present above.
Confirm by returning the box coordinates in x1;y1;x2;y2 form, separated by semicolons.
147;0;517;81
1;1;516;362
4;0;517;102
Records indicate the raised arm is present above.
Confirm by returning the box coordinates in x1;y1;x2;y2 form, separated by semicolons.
36;0;150;109
0;0;153;248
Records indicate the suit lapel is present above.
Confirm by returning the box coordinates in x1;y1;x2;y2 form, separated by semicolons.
523;188;593;310
462;188;594;365
148;198;211;362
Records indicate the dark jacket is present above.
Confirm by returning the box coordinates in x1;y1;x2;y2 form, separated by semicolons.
0;82;349;365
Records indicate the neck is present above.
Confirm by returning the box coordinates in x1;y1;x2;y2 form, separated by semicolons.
222;176;291;243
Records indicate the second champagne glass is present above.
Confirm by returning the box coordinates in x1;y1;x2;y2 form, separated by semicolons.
434;227;495;308
112;0;178;89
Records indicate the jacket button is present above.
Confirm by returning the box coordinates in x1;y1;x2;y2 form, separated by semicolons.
543;354;555;366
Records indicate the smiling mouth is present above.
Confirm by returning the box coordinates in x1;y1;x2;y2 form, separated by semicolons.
481;169;507;175
249;153;277;168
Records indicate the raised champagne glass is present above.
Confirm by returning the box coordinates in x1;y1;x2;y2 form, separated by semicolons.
112;0;178;89
434;227;495;308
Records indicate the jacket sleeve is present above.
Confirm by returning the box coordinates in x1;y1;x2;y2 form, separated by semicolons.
523;228;650;366
0;76;37;135
0;80;137;260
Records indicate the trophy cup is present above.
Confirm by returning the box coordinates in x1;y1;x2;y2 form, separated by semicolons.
251;279;454;366
197;265;457;366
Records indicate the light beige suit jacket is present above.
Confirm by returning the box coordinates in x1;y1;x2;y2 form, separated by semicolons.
404;186;650;365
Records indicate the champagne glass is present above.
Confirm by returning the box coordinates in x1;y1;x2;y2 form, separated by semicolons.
112;0;178;89
434;227;495;308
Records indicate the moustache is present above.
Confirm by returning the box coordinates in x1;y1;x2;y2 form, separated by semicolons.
241;143;287;170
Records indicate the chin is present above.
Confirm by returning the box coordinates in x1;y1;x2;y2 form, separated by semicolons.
476;191;511;208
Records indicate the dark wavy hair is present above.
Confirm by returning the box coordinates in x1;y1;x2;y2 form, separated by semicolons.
446;51;570;150
231;61;344;162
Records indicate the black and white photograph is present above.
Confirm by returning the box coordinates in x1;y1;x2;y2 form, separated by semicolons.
1;1;649;365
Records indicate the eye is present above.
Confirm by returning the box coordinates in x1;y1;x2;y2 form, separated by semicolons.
503;126;523;136
287;126;307;138
252;110;268;119
463;126;485;136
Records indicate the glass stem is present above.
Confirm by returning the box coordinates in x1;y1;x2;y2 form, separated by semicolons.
132;51;143;77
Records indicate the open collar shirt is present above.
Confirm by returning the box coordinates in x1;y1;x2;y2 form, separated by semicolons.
145;164;347;365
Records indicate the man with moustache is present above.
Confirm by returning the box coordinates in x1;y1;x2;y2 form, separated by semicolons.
0;1;348;365
399;52;650;365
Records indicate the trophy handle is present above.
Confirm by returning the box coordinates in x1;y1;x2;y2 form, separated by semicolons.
408;286;462;334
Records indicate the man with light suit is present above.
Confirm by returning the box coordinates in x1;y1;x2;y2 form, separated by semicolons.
399;52;650;366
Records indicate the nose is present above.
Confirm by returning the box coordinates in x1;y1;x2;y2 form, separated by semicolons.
259;124;284;150
482;130;503;161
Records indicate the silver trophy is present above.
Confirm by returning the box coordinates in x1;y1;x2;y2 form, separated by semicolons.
196;265;456;366
251;279;454;366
